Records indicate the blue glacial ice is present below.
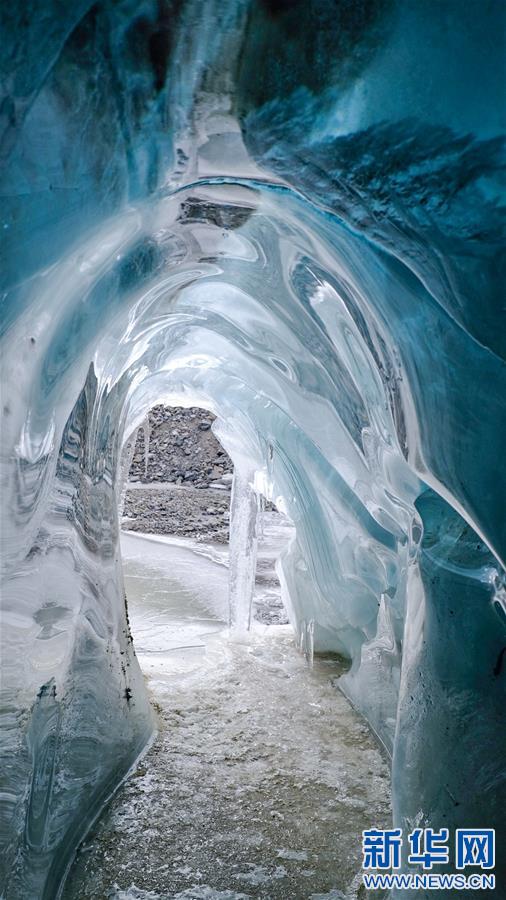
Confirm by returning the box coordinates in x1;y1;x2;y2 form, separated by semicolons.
0;0;505;896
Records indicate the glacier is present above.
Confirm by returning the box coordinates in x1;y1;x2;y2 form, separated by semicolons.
0;0;505;896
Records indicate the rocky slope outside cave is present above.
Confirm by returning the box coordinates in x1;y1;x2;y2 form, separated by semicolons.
122;405;288;626
123;406;239;543
129;405;234;489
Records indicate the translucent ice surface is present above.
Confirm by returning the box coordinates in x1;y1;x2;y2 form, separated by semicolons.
1;1;505;896
228;467;259;633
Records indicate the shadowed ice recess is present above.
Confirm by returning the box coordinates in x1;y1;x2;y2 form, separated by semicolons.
0;0;505;897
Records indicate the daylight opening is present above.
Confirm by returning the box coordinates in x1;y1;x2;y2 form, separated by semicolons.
118;404;294;672
122;406;234;542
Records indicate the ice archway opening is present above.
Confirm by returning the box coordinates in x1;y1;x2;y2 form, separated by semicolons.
3;175;504;898
1;1;505;896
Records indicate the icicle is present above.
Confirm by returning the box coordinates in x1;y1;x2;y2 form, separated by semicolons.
228;468;259;634
307;619;314;668
142;416;151;479
118;428;139;519
257;493;266;542
299;618;314;667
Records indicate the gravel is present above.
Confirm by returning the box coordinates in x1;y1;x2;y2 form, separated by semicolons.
124;406;233;542
129;406;233;489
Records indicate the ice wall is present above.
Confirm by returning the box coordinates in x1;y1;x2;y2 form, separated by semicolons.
1;1;505;896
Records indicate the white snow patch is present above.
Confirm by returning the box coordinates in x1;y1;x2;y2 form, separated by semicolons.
234;863;288;885
276;847;309;861
110;884;161;899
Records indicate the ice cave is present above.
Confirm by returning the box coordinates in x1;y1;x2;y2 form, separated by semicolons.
0;1;505;897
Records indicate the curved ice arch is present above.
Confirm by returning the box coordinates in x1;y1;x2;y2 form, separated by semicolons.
1;1;505;896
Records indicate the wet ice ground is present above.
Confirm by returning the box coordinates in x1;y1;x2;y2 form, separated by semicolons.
63;517;390;899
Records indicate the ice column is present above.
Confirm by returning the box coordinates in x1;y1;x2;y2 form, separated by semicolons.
257;493;266;541
118;427;140;519
228;468;259;633
299;619;315;668
142;417;151;478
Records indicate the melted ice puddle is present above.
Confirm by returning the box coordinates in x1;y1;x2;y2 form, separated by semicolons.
63;529;390;900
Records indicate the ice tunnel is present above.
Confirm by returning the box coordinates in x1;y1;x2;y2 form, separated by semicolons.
1;0;505;896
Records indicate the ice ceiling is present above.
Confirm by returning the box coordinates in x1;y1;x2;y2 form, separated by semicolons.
1;0;505;896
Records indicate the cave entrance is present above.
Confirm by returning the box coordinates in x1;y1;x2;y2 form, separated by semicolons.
118;404;291;681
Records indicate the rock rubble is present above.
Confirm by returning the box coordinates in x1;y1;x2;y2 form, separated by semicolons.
124;406;233;541
129;405;233;489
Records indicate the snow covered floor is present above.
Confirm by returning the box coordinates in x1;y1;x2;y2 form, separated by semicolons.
62;524;390;899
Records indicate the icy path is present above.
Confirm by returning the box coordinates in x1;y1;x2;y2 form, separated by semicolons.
63;526;390;900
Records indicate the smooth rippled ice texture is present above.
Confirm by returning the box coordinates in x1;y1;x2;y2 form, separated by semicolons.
1;1;505;897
